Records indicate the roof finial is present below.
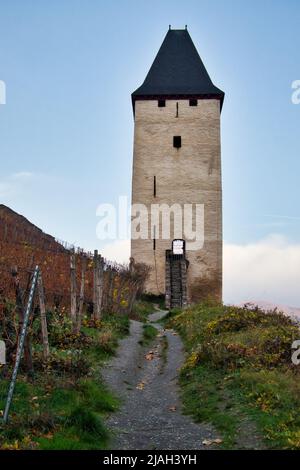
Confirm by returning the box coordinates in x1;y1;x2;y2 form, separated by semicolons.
169;25;171;30
185;25;187;30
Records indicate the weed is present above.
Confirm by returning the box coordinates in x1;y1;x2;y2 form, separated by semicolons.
139;324;158;346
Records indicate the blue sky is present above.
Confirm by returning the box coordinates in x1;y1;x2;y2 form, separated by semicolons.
1;1;300;304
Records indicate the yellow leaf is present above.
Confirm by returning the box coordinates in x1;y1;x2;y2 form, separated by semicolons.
136;381;146;390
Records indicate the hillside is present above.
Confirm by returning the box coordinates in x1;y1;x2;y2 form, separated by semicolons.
0;204;66;252
0;205;85;308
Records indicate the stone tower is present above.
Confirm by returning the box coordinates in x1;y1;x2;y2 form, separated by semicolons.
131;28;224;303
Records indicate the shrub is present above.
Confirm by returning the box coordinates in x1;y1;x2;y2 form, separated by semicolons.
96;328;116;354
47;311;92;348
33;350;90;378
173;303;300;371
205;306;294;335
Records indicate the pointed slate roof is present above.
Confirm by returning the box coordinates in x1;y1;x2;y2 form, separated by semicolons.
132;28;224;111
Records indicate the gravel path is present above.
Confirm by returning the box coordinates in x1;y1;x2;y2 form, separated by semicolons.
102;311;218;450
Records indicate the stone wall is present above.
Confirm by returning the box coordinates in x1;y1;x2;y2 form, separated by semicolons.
131;98;222;302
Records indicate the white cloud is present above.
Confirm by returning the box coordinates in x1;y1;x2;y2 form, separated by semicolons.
101;239;130;264
11;171;34;180
224;234;300;307
98;234;300;308
0;171;34;198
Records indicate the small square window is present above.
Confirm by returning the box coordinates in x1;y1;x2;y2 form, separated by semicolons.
173;136;181;148
158;99;166;107
189;99;198;106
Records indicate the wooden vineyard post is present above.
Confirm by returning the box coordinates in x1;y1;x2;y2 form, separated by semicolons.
128;280;138;315
70;250;77;326
11;267;34;376
3;266;39;423
37;272;49;360
93;250;98;319
76;255;87;333
107;269;115;314
93;251;104;320
101;269;109;312
98;255;104;317
115;274;124;314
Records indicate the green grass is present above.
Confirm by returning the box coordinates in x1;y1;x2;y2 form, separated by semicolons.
159;334;168;374
139;324;158;346
77;379;119;413
37;407;110;450
131;294;165;322
169;302;300;449
180;364;242;448
0;311;128;450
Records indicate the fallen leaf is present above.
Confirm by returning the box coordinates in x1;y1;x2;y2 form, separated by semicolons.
145;351;154;361
202;440;212;446
136;381;146;390
169;406;176;412
202;438;223;446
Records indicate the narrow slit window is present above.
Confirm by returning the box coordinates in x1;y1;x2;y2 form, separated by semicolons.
173;136;181;148
158;99;165;107
153;176;156;197
153;238;156;250
189;99;198;106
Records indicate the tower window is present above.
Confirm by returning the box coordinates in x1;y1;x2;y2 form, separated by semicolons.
189;99;198;106
173;136;181;148
158;99;165;107
153;176;156;197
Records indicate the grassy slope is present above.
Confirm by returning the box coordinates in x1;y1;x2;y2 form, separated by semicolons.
0;313;129;450
167;303;300;449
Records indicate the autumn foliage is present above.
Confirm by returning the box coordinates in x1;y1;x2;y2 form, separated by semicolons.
0;205;149;315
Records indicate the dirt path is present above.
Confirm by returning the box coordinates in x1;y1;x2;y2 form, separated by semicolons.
102;311;218;450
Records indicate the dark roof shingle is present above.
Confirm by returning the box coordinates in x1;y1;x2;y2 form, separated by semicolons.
132;29;224;111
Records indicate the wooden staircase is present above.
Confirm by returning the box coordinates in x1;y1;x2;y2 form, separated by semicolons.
165;251;188;309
